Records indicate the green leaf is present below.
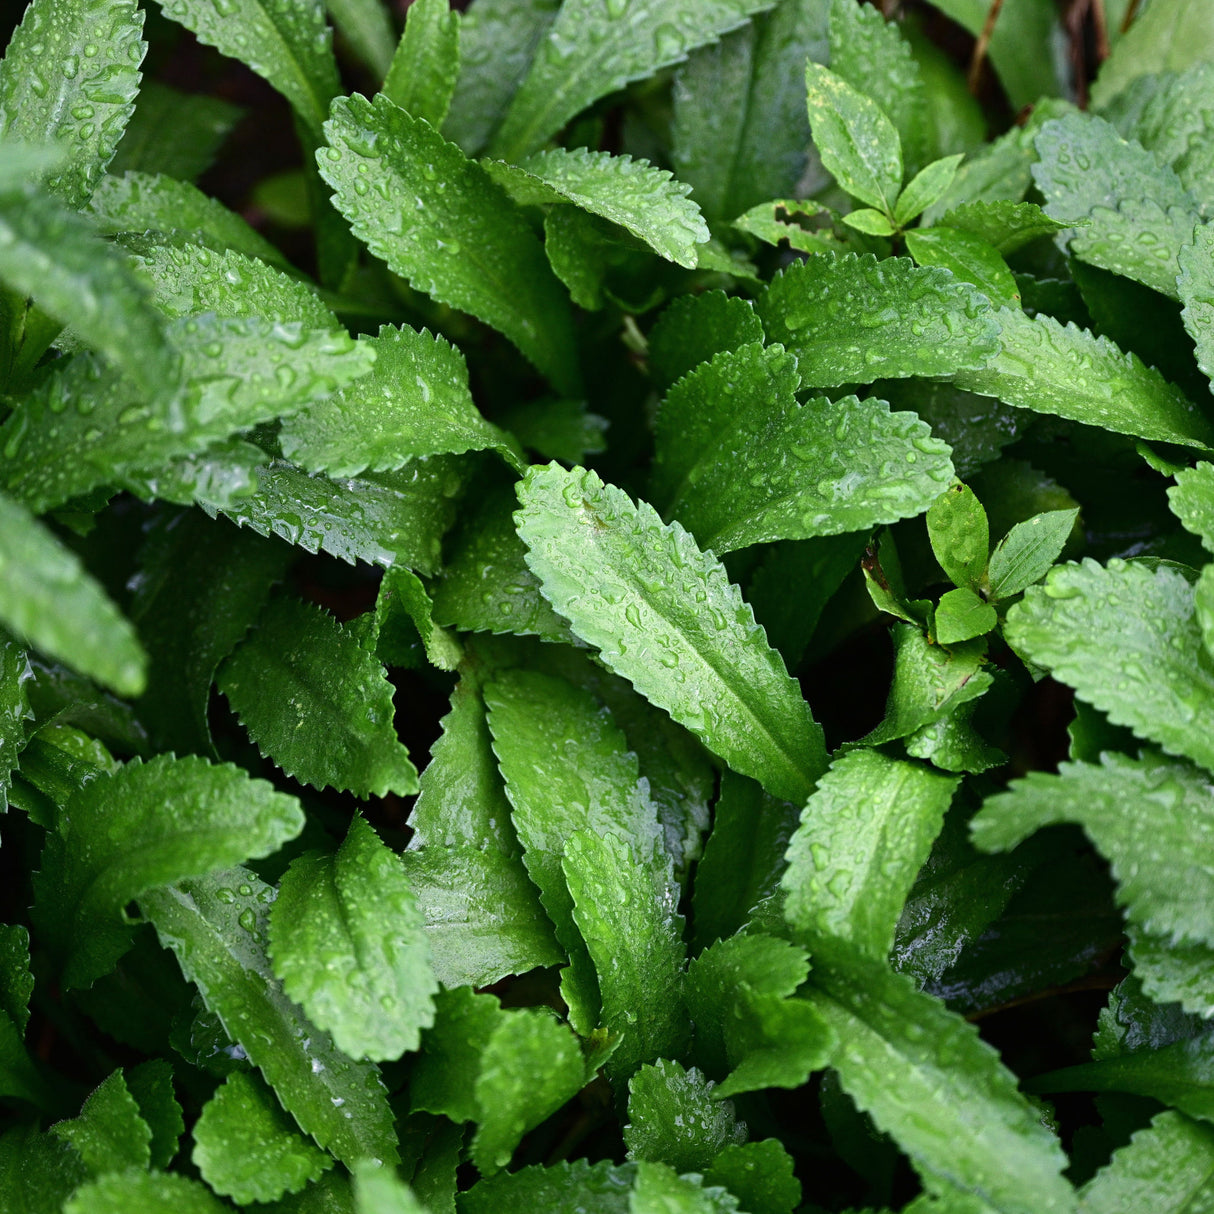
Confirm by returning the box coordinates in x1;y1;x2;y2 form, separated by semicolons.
630;1161;740;1214
653;342;953;554
1077;1111;1214;1213
89;171;288;268
64;1171;230;1214
730;198;841;256
0;926;32;1034
192;1070;331;1204
498;397;608;464
486;147;709;268
34;752;303;989
3;315;376;516
805;942;1073;1214
269;815;437;1061
280;325;519;478
986;508;1079;600
684;933;834;1098
1171;461;1214;552
905;227;1020;308
155;0;339;137
939;199;1076;255
409;986;499;1125
352;1160;428;1214
108;81;242;183
207;457;463;576
703;1139;800;1214
382;0;460;129
564;828;687;1079
670;0;828;227
624;1059;744;1174
326;0;395;80
320;93;578;395
949;307;1214;448
0;186;173;398
130;509;289;757
0;1124;89;1214
782;750;958;962
485;667;665;1033
973;752;1214;961
1092;0;1214;108
895;155;965;228
218;596;419;799
516;463;826;804
51;1070;151;1176
142;868;399;1167
1178;218;1214;386
927;482;990;592
0;0;146;207
441;0;559;156
490;0;779;162
1033;114;1200;300
804;62;901;213
645;289;764;395
934;587;998;644
756;254;1000;388
124;1061;182;1172
841;207;896;237
369;566;462;672
462;1158;636;1214
0;489;146;698
0;641;30;812
692;769;799;950
1005;559;1214;773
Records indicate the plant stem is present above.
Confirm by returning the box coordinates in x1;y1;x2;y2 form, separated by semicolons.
968;0;1005;94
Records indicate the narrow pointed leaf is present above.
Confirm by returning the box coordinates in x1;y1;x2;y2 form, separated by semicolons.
382;0;460;129
141;869;399;1167
756;254;1000;388
986;508;1079;600
517;462;826;804
320;93;578;394
218;596;419;799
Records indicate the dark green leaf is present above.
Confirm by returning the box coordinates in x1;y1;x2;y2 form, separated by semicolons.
64;1170;230;1213
326;0;395;80
219;596;418;799
645;289;764;395
1178;218;1214;386
124;1061;181;1172
193;1070;331;1204
0;1124;89;1214
756;254;1000;388
142;869;399;1167
108;82;242;183
51;1070;151;1176
382;0;460;129
703;1139;800;1214
940;199;1076;255
320;93;578;395
461;1159;635;1214
516;463;826;804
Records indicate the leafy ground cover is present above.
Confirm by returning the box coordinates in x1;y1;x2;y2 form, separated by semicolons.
3;0;1214;1209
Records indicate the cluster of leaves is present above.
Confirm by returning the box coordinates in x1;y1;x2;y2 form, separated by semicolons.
5;0;1214;1209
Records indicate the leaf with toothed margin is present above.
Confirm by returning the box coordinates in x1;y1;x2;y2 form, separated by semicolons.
652;342;955;554
1178;221;1214;388
1005;558;1214;773
218;596;419;800
382;0;460;129
319;93;579;395
755;255;1000;389
140;868;399;1168
1170;461;1214;552
489;0;780;162
33;753;304;990
516;462;826;804
949;307;1214;448
0;0;146;207
64;1171;231;1214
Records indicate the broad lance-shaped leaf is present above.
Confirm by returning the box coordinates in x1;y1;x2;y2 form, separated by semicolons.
782;750;958;963
269;815;438;1062
804;942;1074;1214
218;596;419;799
564;829;687;1080
485;667;665;1033
0;0;145;207
0;489;146;699
155;0;339;137
382;0;460;129
2;315;376;516
804;61;902;214
32;752;304;989
949;307;1214;448
1033;113;1200;301
320;93;579;395
490;0;779;162
973;752;1214;958
51;1070;151;1175
1005;559;1214;774
1178;220;1214;387
652;342;954;554
756;255;1000;389
0;185;173;398
279;324;522;477
1077;1111;1214;1213
486;147;708;268
192;1071;331;1205
140;868;399;1167
65;1171;230;1214
517;463;826;805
